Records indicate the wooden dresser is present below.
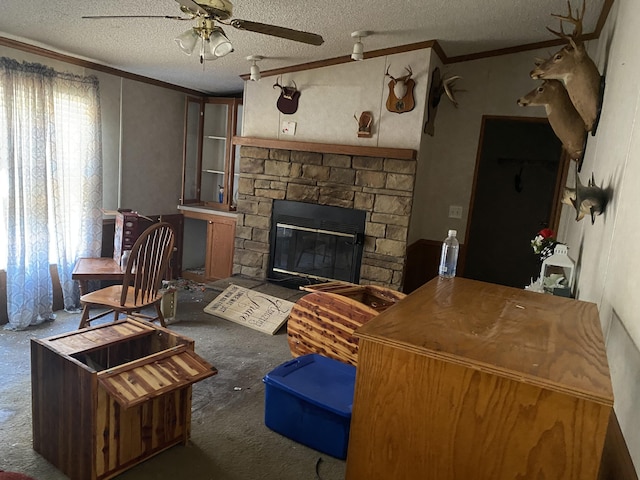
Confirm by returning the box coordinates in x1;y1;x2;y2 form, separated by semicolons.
345;277;614;480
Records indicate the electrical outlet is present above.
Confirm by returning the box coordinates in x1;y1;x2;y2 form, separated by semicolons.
281;121;296;136
448;205;463;219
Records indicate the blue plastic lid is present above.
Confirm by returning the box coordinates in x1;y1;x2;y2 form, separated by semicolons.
263;354;356;417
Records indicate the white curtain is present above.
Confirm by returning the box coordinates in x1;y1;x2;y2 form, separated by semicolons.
0;58;103;330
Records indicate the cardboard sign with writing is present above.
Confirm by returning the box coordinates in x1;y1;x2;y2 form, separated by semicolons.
203;284;294;335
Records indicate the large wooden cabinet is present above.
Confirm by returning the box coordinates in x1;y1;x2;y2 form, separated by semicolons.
346;277;613;480
181;96;242;211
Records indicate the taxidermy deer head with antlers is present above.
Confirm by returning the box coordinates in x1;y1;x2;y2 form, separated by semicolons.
518;79;587;169
385;65;416;113
530;0;603;134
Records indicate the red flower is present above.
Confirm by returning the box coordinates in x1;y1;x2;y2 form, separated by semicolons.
538;228;555;239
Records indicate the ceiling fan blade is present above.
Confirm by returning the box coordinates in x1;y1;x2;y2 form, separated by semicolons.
230;19;324;46
82;15;190;20
175;0;210;17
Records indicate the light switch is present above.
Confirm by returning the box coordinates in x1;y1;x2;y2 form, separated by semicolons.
448;205;463;219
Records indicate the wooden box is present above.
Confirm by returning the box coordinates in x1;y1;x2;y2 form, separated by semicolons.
346;277;614;480
31;318;217;480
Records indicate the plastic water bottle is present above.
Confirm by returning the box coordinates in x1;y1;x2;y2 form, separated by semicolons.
438;230;459;278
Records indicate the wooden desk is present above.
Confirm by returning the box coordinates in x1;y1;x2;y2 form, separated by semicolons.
346;277;614;480
72;257;124;295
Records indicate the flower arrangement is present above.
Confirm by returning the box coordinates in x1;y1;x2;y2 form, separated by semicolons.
531;228;558;261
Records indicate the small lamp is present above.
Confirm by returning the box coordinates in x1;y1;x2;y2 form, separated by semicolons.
247;55;264;81
540;244;576;297
351;31;370;61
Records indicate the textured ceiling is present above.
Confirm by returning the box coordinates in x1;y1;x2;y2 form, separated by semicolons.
0;0;606;95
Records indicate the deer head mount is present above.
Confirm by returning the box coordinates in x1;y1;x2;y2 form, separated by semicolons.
424;67;462;136
530;0;603;134
385;65;416;114
273;79;300;115
518;80;587;169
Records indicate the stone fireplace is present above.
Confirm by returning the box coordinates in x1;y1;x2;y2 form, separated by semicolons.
232;140;417;291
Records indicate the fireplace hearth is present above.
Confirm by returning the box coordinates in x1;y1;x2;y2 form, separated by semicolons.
268;200;366;287
232;142;417;291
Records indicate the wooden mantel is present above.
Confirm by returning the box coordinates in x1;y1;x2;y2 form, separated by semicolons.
232;136;417;160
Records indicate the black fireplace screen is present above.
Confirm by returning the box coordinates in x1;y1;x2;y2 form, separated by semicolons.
268;200;366;286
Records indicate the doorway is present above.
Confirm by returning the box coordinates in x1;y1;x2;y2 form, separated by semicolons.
463;116;566;289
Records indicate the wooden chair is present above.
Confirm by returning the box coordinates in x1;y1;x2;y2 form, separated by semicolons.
78;222;175;329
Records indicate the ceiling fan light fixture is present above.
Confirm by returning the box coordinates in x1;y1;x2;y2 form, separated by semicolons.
350;31;371;61
247;55;264;82
175;28;199;55
200;38;219;62
209;27;233;58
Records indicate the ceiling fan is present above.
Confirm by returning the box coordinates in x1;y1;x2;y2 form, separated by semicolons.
83;0;324;63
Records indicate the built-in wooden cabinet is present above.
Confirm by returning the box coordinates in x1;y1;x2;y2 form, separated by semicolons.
179;95;241;282
181;96;242;211
179;206;236;282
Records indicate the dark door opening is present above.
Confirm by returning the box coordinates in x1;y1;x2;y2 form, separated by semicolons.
463;116;567;289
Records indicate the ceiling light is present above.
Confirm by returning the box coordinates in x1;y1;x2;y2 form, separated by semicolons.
247;55;264;82
175;29;199;56
175;19;233;62
351;31;371;61
209;27;233;58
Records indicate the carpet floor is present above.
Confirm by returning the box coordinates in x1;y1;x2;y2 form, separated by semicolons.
0;276;347;480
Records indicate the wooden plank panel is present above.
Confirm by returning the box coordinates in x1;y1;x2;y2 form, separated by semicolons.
356;277;613;404
233;136;417;160
347;341;611;480
98;348;216;408
46;320;153;355
31;339;96;480
95;385;108;477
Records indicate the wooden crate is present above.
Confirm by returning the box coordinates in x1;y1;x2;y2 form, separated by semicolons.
346;277;614;480
31;318;217;480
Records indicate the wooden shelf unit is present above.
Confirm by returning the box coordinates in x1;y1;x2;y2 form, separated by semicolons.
181;97;242;212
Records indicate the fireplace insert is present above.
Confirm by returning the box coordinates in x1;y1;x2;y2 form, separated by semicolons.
268;200;366;288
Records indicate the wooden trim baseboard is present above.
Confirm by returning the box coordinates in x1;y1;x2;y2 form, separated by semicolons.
232;136;417;160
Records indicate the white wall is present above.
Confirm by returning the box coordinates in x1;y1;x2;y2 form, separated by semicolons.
407;46;579;243
0;45;185;217
242;49;431;150
557;0;640;470
119;79;184;215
